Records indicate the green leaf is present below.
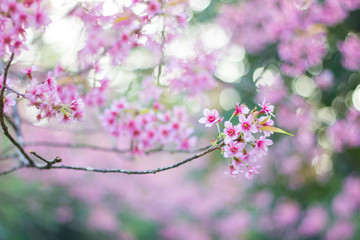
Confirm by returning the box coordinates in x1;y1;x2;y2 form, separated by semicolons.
260;126;294;136
259;116;270;125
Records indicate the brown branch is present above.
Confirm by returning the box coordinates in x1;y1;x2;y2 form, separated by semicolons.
144;144;212;154
24;141;211;155
5;85;26;98
0;141;223;176
0;54;34;166
45;141;224;174
24;142;130;154
29;151;62;169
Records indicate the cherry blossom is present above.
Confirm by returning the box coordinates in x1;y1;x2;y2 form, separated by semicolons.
254;136;273;156
198;108;221;127
223;121;241;144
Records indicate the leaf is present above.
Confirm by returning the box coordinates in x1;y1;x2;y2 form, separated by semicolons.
168;0;187;6
114;16;130;24
259;116;270;125
260;126;294;136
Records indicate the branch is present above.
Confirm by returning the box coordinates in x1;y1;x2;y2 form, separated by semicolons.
24;142;130;154
5;85;26;98
0;141;222;176
0;54;35;166
29;151;62;169
47;141;224;174
24;141;211;155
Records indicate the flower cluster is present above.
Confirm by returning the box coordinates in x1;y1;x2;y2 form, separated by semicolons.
3;92;16;113
83;79;110;107
217;0;360;77
314;69;334;90
328;108;360;151
72;0;189;68
168;52;217;95
0;74;16;112
199;102;278;180
0;0;51;57
278;30;327;76
25;73;85;123
102;98;196;154
338;34;360;71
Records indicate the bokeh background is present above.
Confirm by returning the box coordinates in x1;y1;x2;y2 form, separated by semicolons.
1;0;360;239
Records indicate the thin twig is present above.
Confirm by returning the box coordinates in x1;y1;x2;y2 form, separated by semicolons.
24;141;211;155
0;141;223;176
47;142;224;174
0;54;35;166
29;151;62;169
24;142;130;154
144;144;212;154
5;85;26;98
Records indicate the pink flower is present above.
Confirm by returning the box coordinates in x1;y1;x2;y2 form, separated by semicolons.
298;206;328;237
224;165;239;177
325;220;355;240
338;35;360;71
223;121;240;144
239;114;257;139
223;141;245;158
258;100;274;116
254;136;273;156
22;66;37;79
4;93;16;112
234;103;249;116
315;70;334;90
273;201;301;228
245;165;260;180
199;108;221;127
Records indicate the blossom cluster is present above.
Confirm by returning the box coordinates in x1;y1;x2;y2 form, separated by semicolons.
101;98;196;154
168;52;217;95
0;0;51;57
0;74;16;112
25;73;86;123
217;0;360;76
199;102;277;180
338;34;360;71
328;108;360;151
72;0;189;67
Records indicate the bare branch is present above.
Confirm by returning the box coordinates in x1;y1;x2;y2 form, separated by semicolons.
1;135;223;176
24;141;211;155
0;54;35;166
42;141;224;175
5;85;26;98
29;151;62;169
24;142;130;154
